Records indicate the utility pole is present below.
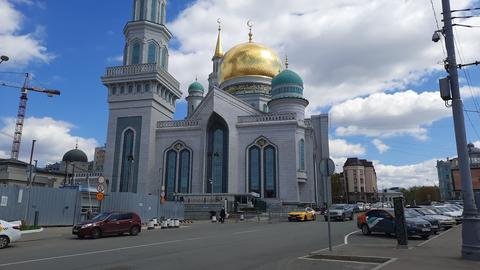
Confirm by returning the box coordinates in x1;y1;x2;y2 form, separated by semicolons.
441;0;480;261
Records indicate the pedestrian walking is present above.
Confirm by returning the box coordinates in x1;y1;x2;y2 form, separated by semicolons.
220;207;226;224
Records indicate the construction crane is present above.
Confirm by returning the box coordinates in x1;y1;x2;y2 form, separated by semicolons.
0;73;60;160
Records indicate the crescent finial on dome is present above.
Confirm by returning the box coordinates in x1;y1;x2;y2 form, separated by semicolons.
247;20;253;42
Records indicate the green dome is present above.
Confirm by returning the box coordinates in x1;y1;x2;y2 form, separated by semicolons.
271;69;303;88
188;81;204;93
62;148;88;163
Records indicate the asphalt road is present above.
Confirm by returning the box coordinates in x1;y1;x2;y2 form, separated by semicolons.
0;219;360;270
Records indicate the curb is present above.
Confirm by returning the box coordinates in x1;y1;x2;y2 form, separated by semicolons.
21;228;44;234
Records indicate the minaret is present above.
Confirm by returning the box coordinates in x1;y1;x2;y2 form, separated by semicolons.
186;77;205;118
101;0;181;195
268;56;308;119
208;19;224;92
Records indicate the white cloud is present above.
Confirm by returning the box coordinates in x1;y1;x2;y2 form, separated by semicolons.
329;138;366;157
372;139;389;154
0;0;53;68
167;0;479;109
374;159;439;189
330;90;452;140
0;117;98;165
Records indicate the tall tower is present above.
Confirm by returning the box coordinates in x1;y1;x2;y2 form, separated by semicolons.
208;20;223;92
101;0;181;194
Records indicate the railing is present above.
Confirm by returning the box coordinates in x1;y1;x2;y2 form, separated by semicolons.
73;172;103;178
237;113;297;123
157;119;199;128
105;63;179;88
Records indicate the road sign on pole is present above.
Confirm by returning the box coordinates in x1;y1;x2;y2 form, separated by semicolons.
319;158;335;177
98;176;105;184
96;192;104;201
96;184;105;193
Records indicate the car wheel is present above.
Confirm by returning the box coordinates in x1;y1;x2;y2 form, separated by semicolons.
130;226;140;236
342;214;346;221
77;235;85;239
0;235;9;249
361;224;371;235
91;228;101;239
421;235;429;240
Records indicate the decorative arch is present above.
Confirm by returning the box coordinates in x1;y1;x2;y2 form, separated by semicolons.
245;136;278;198
206;113;229;193
119;128;136;192
162;141;193;200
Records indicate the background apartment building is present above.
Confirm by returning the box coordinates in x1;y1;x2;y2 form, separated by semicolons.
343;158;378;202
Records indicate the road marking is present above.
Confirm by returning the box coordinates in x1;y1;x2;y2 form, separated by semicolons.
299;257;380;265
0;237;206;267
416;225;457;247
309;243;345;254
371;258;398;270
344;230;360;244
233;229;262;235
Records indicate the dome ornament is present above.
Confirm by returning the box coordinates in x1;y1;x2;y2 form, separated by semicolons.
247;20;254;42
217;18;221;31
285;55;289;70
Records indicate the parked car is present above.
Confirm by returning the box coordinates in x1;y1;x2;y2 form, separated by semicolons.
72;211;142;239
431;206;463;224
288;207;316;222
357;208;432;239
409;207;456;229
0;220;22;249
404;209;440;234
325;204;354;221
356;202;365;212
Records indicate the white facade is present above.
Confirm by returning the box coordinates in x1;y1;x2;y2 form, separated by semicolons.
101;0;330;205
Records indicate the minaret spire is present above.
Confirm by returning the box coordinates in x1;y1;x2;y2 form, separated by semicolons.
213;18;223;58
285;55;289;70
247;20;253;42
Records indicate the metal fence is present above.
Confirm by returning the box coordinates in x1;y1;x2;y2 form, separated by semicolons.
0;186;184;226
101;192;184;221
0;185;79;226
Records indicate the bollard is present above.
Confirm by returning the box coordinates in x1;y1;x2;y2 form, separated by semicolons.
174;219;180;228
240;214;244;221
34;211;39;228
211;216;217;223
161;220;167;229
152;218;158;226
147;220;155;230
167;219;173;228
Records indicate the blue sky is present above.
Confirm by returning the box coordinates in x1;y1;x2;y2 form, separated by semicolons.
1;0;480;188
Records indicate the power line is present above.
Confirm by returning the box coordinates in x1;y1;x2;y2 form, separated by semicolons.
430;0;447;57
450;7;480;13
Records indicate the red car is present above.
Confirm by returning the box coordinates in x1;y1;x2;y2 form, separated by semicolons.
72;211;141;239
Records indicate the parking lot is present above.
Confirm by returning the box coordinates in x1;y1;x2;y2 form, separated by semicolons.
0;218;359;270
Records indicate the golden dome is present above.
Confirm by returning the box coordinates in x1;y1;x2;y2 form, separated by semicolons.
219;42;282;85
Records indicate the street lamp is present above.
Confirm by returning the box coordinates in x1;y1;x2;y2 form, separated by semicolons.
0;55;9;64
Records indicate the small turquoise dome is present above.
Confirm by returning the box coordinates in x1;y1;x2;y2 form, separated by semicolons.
271;69;304;100
271;69;303;88
188;81;204;93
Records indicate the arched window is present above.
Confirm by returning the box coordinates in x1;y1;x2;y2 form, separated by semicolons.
147;42;157;63
138;0;145;20
120;129;135;192
178;149;190;193
207;113;228;193
264;145;276;198
248;146;261;193
151;0;158;22
165;149;177;200
161;47;168;69
299;139;305;171
131;42;141;64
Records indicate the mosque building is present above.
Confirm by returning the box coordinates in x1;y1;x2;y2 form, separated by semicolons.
101;0;330;206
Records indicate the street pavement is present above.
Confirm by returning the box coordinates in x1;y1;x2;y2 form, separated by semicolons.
0;219;358;270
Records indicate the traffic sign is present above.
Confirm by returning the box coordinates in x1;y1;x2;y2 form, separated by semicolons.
98;176;105;184
97;184;105;193
96;192;104;201
319;158;335;176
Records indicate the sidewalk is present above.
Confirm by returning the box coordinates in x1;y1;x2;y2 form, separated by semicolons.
306;226;479;270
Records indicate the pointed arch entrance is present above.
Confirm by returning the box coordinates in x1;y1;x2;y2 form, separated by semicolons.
206;113;229;193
